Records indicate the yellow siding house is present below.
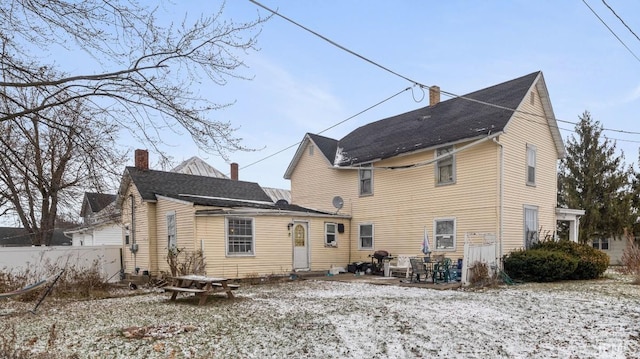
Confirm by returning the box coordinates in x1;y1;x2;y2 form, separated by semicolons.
116;150;350;279
285;71;575;265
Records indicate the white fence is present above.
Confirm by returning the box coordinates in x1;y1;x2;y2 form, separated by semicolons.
0;246;122;282
462;232;498;285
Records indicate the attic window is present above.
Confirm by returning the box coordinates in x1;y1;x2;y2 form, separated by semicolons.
530;91;536;105
308;144;314;156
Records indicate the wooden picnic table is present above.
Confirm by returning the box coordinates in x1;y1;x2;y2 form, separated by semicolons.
163;275;239;305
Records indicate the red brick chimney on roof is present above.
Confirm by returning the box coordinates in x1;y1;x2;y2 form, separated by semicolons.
429;85;440;107
230;162;239;181
134;149;149;170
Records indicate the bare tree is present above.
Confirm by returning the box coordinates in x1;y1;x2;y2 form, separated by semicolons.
0;70;126;245
0;0;266;159
0;1;266;243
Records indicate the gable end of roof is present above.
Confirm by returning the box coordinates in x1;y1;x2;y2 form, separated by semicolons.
284;133;338;179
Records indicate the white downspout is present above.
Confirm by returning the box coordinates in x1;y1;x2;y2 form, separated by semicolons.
493;137;504;267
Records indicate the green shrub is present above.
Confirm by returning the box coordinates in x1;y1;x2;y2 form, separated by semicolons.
504;249;578;282
531;240;609;279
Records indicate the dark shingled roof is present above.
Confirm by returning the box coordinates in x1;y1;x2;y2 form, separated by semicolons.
124;166;273;205
0;227;71;247
85;193;117;213
307;133;339;163
331;71;540;166
122;167;338;215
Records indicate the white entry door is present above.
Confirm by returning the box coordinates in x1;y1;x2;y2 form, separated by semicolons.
292;222;309;270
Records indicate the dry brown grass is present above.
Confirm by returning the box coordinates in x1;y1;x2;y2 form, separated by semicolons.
166;248;206;277
0;258;114;302
620;236;640;284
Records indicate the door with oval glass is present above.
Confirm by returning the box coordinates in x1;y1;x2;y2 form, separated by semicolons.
292;222;309;270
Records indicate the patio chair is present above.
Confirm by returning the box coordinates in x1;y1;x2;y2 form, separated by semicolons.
409;258;428;282
433;258;452;283
388;255;411;278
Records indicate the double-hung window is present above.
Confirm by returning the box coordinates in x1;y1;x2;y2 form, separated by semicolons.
592;238;609;250
166;212;176;249
359;164;373;196
524;206;538;249
526;144;536;186
124;224;130;245
325;223;337;246
227;217;254;255
436;146;455;185
434;218;455;250
359;224;374;249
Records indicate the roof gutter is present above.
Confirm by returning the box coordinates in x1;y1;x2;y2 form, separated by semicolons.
333;132;503;171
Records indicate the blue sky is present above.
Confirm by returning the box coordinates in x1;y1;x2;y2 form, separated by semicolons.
143;0;640;189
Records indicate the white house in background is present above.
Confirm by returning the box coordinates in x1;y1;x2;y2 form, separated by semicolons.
591;234;636;266
66;192;122;246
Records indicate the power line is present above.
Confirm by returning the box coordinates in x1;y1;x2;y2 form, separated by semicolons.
251;0;640;137
238;87;411;171
248;0;420;87
601;0;640;44
581;0;640;64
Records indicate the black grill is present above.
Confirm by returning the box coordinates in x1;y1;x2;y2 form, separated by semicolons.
372;250;390;261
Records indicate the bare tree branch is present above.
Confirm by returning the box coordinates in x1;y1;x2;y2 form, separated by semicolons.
0;0;268;160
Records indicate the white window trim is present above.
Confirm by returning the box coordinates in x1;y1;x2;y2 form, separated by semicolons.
523;205;539;249
166;211;176;249
325;222;337;247
225;217;256;257
433;217;456;251
526;144;537;186
359;164;373;196
358;223;374;250
435;145;456;185
124;223;130;245
592;238;609;251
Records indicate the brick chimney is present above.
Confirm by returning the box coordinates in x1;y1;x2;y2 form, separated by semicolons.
429;85;440;107
134;149;149;170
230;162;239;181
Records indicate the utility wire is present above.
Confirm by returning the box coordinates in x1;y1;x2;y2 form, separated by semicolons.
582;0;640;64
250;0;640;137
248;0;420;87
601;0;640;43
238;87;411;171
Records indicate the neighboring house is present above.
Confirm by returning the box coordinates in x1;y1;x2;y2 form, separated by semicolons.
0;227;71;247
591;236;634;265
116;150;349;278
285;71;582;263
65;192;122;246
171;156;229;179
172;156;292;204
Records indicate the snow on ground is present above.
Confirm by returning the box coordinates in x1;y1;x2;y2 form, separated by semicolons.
1;275;639;358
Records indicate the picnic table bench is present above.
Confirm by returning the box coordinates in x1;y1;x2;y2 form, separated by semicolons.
164;275;239;305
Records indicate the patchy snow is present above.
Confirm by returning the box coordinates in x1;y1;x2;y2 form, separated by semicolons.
2;276;640;358
333;147;348;166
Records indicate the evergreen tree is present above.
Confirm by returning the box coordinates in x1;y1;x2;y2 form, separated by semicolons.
558;111;633;243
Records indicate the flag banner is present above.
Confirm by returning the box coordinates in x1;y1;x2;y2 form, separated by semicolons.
422;228;431;254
